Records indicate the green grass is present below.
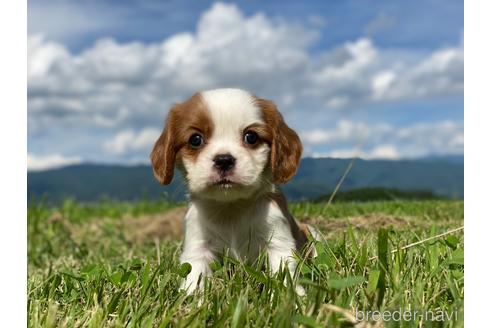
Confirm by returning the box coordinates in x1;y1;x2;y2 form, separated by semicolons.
28;199;464;327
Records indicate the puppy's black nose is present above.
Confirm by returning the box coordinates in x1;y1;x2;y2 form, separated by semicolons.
213;154;236;172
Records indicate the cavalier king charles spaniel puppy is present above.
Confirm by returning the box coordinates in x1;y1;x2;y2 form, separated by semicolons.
150;88;319;294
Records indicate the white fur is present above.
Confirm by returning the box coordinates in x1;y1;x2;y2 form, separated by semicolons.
182;89;271;201
180;195;299;294
177;88;301;295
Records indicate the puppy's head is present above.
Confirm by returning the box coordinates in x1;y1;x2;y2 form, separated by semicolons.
150;89;302;201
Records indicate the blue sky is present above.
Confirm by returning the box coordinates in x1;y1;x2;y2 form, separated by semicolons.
27;0;463;170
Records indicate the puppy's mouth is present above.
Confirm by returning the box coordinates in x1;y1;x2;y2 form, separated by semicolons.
212;178;237;188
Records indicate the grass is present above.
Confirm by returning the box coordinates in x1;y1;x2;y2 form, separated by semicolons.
28;199;464;327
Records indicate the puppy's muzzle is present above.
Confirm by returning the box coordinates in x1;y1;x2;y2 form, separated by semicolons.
213;154;236;172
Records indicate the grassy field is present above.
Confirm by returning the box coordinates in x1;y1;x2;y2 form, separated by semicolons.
27;199;464;327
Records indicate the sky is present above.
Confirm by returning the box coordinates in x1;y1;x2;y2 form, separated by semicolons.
27;0;464;170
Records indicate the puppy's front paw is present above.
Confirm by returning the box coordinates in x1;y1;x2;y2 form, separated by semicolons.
179;264;211;296
180;276;201;296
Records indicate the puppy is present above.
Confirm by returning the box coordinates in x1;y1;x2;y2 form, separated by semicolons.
150;88;318;294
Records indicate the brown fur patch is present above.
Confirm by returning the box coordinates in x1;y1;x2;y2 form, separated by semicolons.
297;223;313;239
150;93;214;184
254;98;302;184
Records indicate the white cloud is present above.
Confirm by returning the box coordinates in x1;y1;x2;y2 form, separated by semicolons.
302;120;392;145
308;38;378;105
27;35;69;79
367;144;399;159
302;120;463;159
372;70;396;99
103;128;161;155
27;153;82;171
27;3;463;125
27;2;318;134
374;46;464;100
27;2;463;163
319;38;377;80
317;144;399;160
307;38;463;107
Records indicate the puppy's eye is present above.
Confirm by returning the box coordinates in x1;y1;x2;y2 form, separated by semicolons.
188;134;204;148
244;131;259;145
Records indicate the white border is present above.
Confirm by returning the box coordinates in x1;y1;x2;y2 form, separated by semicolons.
0;0;477;325
465;0;492;327
0;0;27;325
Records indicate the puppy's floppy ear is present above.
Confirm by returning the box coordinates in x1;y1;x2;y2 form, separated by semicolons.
150;106;179;185
257;98;303;184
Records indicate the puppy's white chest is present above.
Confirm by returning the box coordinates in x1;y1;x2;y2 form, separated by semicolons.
207;217;268;260
182;200;291;262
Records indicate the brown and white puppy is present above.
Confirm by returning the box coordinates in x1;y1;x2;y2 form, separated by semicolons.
150;88;318;294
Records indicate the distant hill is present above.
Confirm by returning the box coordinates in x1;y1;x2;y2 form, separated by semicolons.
314;187;442;203
418;154;464;164
27;157;463;203
283;157;463;200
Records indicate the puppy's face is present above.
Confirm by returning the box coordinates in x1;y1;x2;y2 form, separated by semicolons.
150;89;302;201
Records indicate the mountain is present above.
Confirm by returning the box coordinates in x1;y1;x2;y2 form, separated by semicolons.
283;157;463;200
27;157;463;204
418;154;464;164
28;164;187;203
